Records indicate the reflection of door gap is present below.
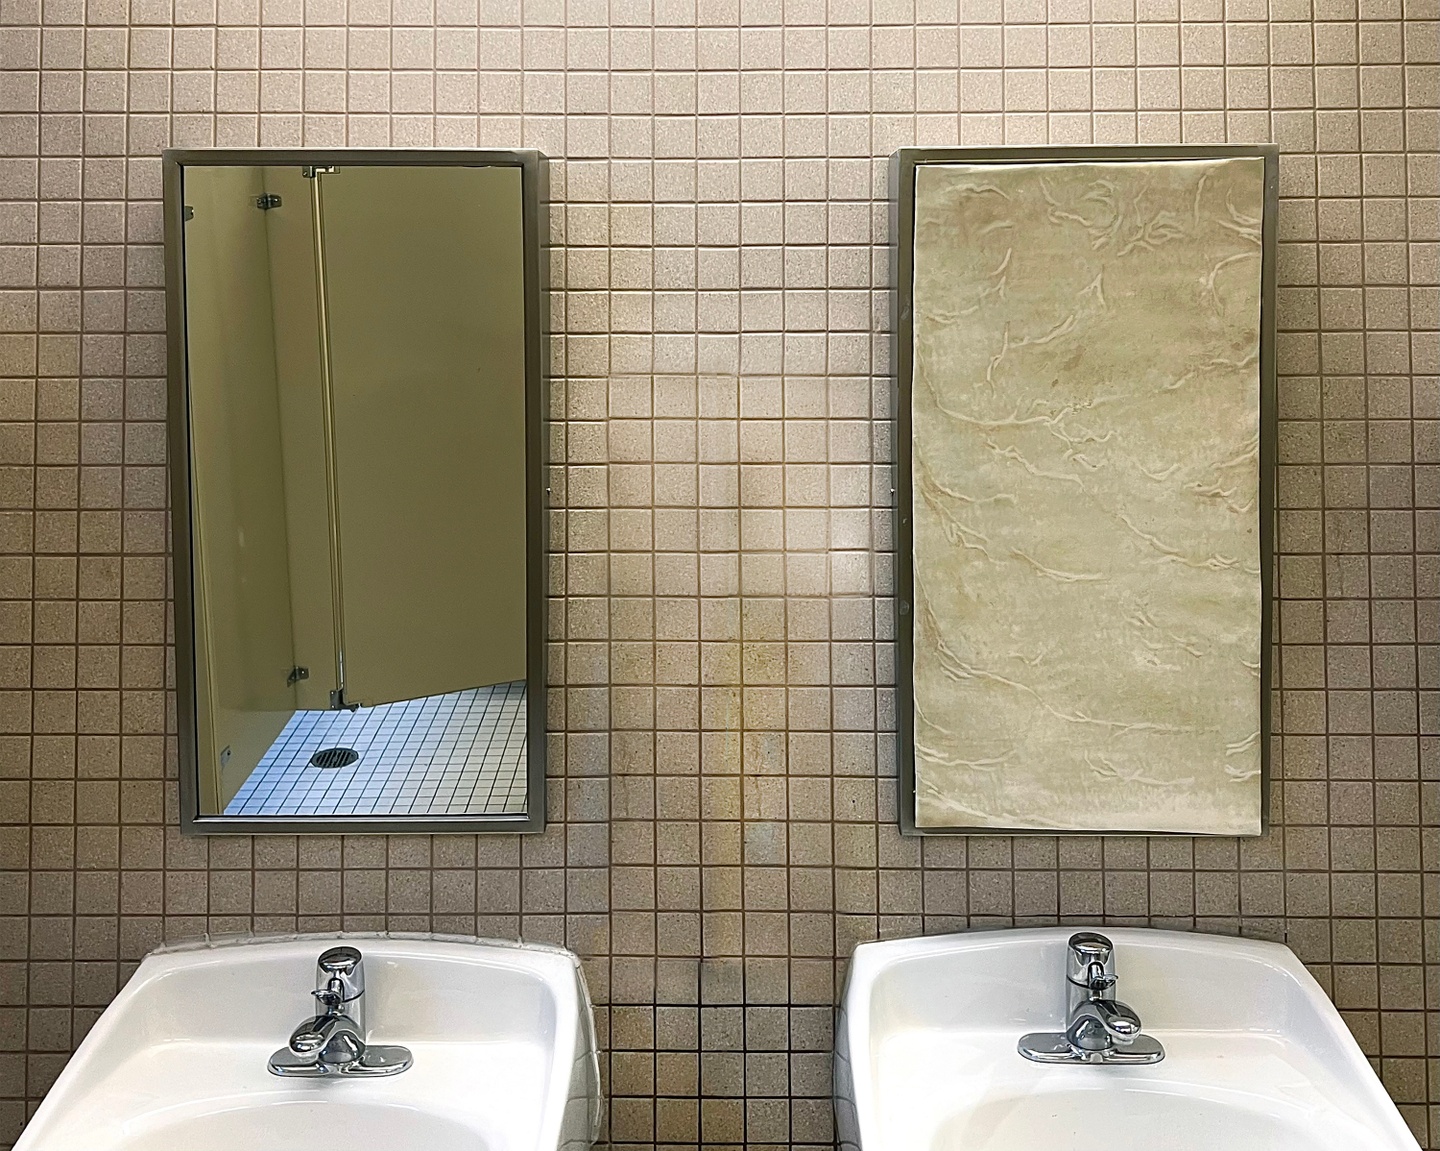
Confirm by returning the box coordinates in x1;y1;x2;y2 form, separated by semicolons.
309;747;360;769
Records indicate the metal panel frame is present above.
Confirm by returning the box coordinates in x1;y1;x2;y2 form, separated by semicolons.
889;145;1279;837
164;148;550;835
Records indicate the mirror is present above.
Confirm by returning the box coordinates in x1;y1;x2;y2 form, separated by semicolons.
164;150;548;833
890;145;1276;836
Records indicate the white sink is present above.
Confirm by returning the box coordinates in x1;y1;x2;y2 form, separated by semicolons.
15;933;601;1151
835;927;1420;1151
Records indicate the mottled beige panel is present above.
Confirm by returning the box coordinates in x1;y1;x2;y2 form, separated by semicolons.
911;158;1265;834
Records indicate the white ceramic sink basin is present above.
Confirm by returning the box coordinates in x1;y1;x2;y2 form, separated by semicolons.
835;927;1420;1151
15;933;601;1151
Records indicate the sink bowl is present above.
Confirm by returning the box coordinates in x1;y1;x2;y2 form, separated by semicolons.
15;933;601;1151
834;927;1420;1151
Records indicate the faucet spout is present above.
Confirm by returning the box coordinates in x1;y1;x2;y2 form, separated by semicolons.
288;1011;366;1067
1066;995;1142;1051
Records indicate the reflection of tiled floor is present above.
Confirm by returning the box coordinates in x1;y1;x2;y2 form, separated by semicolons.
224;683;528;817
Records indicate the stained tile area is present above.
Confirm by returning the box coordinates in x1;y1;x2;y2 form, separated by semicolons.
223;684;528;817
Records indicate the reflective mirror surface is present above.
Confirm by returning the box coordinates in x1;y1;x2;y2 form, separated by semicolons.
166;150;548;833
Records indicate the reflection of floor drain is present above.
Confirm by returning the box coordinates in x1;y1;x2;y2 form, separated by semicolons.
310;747;359;769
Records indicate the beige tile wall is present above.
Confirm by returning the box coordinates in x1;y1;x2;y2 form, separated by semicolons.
0;0;1437;1144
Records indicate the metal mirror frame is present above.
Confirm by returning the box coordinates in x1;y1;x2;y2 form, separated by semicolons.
889;144;1279;838
164;148;550;835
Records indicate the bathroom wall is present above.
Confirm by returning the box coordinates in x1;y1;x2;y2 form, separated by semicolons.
0;0;1435;1147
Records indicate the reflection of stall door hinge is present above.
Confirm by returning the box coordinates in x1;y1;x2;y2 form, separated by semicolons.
330;688;360;711
287;666;309;686
255;193;282;210
183;205;194;221
302;166;337;179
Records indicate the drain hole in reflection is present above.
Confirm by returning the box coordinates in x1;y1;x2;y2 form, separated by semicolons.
310;747;360;769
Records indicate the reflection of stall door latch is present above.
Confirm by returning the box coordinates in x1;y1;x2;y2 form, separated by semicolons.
255;193;282;210
219;746;232;768
287;666;310;686
183;205;194;221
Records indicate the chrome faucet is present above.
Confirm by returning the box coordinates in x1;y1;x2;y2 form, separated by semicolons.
268;945;413;1077
1018;932;1164;1065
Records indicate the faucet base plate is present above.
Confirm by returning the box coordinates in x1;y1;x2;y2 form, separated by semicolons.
268;1043;414;1077
1017;1032;1165;1065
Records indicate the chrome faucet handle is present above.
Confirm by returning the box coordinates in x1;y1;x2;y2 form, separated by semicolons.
1066;932;1116;993
1066;931;1114;967
314;946;365;1027
316;946;364;1001
318;945;362;976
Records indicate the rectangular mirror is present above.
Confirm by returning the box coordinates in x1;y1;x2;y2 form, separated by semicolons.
164;150;548;833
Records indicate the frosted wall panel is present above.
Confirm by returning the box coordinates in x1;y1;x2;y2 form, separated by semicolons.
905;154;1271;834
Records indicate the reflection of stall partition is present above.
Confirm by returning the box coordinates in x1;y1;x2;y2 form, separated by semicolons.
182;165;529;811
183;166;302;812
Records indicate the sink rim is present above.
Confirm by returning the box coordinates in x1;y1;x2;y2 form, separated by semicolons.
15;932;601;1151
147;927;583;962
835;925;1420;1151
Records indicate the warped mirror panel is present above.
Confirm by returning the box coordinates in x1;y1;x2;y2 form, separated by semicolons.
905;153;1271;835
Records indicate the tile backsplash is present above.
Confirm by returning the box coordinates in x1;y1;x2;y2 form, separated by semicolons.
0;0;1437;1144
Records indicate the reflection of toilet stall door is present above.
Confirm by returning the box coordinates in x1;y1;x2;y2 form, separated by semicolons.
319;166;529;707
182;165;300;809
